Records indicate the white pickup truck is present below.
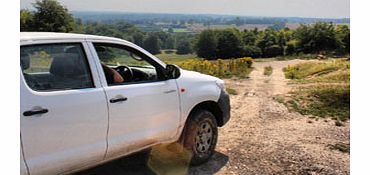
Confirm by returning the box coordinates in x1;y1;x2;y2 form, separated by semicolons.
20;32;230;175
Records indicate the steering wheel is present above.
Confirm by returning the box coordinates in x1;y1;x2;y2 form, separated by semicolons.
115;65;133;82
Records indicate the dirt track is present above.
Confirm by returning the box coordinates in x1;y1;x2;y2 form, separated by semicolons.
78;60;350;175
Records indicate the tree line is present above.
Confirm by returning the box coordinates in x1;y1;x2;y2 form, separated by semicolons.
194;23;349;60
21;0;349;59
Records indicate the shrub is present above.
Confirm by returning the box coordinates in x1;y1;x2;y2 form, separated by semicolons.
286;40;298;55
178;57;253;78
243;45;262;58
264;66;273;76
226;87;238;95
176;41;192;55
264;45;284;57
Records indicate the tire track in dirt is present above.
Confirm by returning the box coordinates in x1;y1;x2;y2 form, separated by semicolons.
198;60;350;175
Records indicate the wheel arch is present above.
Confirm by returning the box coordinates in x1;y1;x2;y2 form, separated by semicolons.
186;101;224;127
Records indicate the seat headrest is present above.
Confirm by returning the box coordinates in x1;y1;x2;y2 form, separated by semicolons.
20;53;30;70
50;53;86;78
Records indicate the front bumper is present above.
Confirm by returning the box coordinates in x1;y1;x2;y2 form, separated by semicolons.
217;89;231;126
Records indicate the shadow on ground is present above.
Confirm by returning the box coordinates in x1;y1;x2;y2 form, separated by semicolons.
75;145;228;175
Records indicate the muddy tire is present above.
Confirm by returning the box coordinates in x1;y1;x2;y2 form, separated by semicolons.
180;109;218;165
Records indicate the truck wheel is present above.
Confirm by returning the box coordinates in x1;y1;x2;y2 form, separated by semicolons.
181;110;218;165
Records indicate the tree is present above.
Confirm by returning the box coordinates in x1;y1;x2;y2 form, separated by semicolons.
234;17;243;26
277;30;287;49
32;0;75;32
143;34;161;55
242;29;258;46
168;27;174;33
294;22;339;53
243;45;262;58
336;25;350;54
20;10;34;31
152;31;170;49
164;36;175;49
176;41;192;55
83;22;122;38
264;45;284;57
256;28;283;57
216;30;244;59
286;40;298;55
195;30;218;59
132;32;144;47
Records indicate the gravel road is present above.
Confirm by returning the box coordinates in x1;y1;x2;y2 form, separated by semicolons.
78;60;349;175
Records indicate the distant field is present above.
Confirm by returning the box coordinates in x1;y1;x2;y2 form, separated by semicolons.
173;28;191;33
188;24;274;33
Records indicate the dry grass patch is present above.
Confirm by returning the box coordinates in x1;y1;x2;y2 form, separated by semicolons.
281;59;350;124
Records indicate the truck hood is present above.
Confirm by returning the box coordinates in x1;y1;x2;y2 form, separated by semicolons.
179;69;221;82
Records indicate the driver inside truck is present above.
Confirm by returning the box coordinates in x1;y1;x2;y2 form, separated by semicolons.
101;63;124;84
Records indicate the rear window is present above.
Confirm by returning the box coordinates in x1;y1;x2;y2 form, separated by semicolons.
20;43;94;91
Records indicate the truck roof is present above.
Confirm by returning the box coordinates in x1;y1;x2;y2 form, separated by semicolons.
20;32;124;42
20;32;167;67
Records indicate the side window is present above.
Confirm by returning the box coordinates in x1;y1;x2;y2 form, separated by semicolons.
93;43;163;86
20;43;94;91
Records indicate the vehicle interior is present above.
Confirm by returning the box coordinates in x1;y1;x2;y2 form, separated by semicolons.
21;44;94;91
94;44;162;85
105;64;158;84
21;43;163;91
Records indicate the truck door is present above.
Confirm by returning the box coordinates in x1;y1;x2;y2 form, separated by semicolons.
89;42;181;158
20;43;108;175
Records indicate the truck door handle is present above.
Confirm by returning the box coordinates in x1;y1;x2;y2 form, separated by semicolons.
110;97;128;103
164;89;176;94
23;108;48;116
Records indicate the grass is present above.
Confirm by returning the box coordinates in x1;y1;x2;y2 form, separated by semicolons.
284;59;349;83
253;54;350;62
155;51;199;65
226;87;238;95
264;66;273;76
282;59;350;123
253;54;323;62
274;95;285;104
285;85;350;121
328;142;350;153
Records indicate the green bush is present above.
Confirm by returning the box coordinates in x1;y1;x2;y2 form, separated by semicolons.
285;40;298;55
264;45;284;57
264;66;273;76
243;45;262;58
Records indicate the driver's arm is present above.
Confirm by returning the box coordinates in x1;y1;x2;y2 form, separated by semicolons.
101;64;124;83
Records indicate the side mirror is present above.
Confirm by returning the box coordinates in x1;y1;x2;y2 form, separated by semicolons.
165;64;181;79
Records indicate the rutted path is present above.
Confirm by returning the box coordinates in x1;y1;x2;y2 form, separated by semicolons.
192;60;349;175
78;60;349;175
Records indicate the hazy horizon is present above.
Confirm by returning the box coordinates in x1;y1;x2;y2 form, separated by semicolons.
20;0;350;19
71;11;350;20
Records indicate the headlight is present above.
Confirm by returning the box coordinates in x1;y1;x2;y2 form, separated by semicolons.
215;80;225;91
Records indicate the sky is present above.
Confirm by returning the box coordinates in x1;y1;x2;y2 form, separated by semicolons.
20;0;350;18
